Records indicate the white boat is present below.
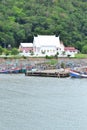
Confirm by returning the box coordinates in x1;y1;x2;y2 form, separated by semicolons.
70;70;87;78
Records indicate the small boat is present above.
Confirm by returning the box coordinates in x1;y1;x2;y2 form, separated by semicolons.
70;70;87;78
9;67;21;73
0;67;21;74
0;69;9;74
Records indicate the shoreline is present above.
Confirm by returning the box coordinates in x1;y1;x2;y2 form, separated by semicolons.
0;57;87;75
0;57;87;65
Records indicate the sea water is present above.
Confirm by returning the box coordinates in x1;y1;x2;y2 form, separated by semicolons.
0;74;87;130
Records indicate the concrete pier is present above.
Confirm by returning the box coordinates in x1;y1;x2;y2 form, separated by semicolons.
25;69;70;78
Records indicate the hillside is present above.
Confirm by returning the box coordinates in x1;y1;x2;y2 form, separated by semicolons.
0;0;87;52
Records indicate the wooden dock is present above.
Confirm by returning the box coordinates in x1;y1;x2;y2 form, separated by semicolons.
25;69;70;78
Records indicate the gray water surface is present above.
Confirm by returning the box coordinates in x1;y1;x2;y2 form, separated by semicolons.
0;74;87;130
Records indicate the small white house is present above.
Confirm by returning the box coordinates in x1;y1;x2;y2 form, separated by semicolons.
19;43;33;56
64;47;78;57
33;35;64;57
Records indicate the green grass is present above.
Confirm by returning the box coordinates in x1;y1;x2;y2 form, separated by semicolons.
48;59;58;65
75;53;87;58
0;55;25;59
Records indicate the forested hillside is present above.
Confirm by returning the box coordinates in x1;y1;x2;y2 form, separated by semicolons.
0;0;87;52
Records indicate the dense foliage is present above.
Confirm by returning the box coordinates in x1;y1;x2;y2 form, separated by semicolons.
0;0;87;52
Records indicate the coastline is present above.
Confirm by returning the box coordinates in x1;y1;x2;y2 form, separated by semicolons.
0;57;87;75
0;57;87;66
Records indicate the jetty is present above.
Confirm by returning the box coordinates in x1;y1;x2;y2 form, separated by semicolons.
25;69;70;78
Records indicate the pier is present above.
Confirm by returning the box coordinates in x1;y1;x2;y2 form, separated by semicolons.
25;69;70;78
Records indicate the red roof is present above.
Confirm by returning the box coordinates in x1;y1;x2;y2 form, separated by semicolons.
64;47;77;51
19;47;33;52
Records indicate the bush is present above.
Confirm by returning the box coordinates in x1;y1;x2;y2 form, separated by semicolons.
0;46;3;55
11;48;19;55
45;55;54;59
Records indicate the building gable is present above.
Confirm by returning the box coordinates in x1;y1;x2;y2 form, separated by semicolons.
33;35;61;48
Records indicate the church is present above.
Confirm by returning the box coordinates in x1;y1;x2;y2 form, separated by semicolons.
19;35;78;57
19;35;64;57
33;35;64;57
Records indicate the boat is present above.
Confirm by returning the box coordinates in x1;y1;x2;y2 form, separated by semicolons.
9;67;21;73
0;69;9;74
0;67;21;74
70;70;87;78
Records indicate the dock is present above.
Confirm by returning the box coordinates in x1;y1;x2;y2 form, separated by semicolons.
25;69;70;78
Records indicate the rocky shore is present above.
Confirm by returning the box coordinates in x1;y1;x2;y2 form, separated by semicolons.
0;57;87;74
0;57;87;67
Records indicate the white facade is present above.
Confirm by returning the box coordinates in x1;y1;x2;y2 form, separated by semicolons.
19;35;78;57
19;43;33;56
65;50;78;57
64;47;78;57
33;35;64;57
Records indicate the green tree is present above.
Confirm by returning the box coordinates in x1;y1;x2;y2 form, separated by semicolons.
0;0;87;52
82;45;87;54
0;46;3;55
11;48;19;55
3;48;10;56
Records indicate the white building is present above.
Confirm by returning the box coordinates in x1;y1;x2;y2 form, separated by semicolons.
33;35;64;57
64;47;78;57
19;35;78;57
19;43;33;56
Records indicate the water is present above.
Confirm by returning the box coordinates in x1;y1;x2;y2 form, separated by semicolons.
0;74;87;130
